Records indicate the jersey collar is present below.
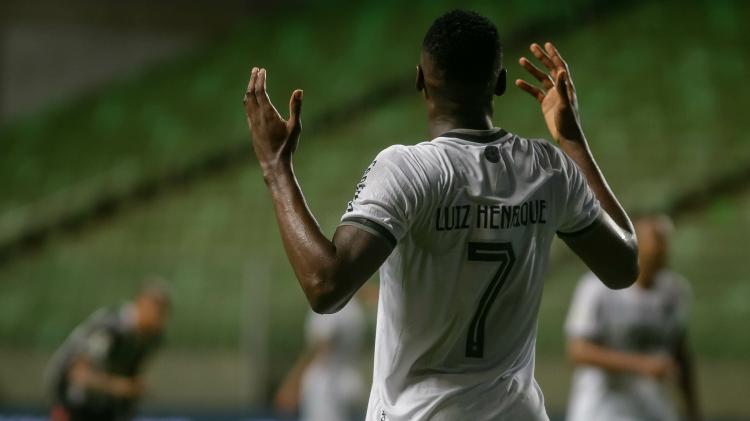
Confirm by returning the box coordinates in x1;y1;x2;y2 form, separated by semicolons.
438;127;509;144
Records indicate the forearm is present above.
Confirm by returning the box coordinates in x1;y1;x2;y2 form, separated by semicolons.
568;339;645;375
263;162;344;312
69;361;132;396
560;135;634;236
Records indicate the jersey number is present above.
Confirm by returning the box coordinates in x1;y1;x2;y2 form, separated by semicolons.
466;242;516;358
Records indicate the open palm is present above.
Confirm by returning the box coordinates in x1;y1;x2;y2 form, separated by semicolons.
243;67;303;173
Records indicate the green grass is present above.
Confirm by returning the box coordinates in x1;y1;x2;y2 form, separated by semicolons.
0;0;749;396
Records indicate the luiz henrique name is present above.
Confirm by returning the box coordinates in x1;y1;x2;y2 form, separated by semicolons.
435;200;548;231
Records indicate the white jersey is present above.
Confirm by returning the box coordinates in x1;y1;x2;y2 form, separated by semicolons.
565;270;691;421
301;298;367;421
340;128;601;421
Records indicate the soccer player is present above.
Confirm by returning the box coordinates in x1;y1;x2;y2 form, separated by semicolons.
565;215;701;421
274;295;368;421
46;282;170;421
243;10;639;420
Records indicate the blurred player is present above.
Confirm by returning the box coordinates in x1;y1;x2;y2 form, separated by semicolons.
274;292;371;421
243;10;639;421
565;215;701;421
46;282;170;421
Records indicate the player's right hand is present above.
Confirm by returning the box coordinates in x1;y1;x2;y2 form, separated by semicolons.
111;377;145;398
243;67;303;176
516;42;586;148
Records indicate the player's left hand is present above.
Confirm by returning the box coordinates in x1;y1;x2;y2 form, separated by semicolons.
243;67;303;174
516;42;584;148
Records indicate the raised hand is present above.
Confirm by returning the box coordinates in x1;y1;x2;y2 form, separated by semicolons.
243;67;303;174
516;42;584;147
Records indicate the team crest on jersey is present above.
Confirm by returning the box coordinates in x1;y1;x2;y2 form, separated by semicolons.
484;145;500;163
346;159;377;212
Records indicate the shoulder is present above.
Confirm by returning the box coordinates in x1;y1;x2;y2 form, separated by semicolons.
528;138;572;171
372;143;441;184
83;307;119;331
513;136;559;158
375;144;409;160
375;143;438;165
73;308;122;349
370;144;420;173
504;135;569;176
658;270;692;300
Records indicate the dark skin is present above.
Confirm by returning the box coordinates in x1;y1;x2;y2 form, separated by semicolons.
243;41;638;314
416;52;506;137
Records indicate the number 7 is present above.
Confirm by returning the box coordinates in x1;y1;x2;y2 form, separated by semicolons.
466;242;516;358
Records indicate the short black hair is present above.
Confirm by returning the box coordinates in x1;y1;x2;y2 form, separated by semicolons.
422;10;502;86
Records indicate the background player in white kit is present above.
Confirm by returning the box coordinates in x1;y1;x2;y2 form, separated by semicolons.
242;10;639;421
274;291;375;421
565;215;701;421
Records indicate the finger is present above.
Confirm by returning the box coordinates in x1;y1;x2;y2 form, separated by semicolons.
561;68;576;103
519;57;553;89
544;42;569;72
530;43;556;73
555;70;571;103
255;68;281;117
244;67;259;111
288;89;303;128
515;79;545;103
254;68;266;104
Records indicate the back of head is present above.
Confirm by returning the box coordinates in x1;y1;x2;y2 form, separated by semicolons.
421;10;502;99
135;277;171;335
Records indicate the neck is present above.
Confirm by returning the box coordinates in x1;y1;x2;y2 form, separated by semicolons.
427;100;495;139
636;270;658;289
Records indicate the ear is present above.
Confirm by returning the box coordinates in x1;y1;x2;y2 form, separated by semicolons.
494;68;507;96
416;65;425;92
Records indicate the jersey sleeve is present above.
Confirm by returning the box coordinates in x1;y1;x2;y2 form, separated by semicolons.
81;329;113;363
565;274;605;341
72;311;115;364
555;150;601;236
340;145;426;247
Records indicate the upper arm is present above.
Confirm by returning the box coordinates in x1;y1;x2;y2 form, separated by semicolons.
311;224;391;313
553;148;638;289
314;146;422;313
560;212;639;289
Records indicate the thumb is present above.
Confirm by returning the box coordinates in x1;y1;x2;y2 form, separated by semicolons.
555;70;571;102
288;89;303;128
